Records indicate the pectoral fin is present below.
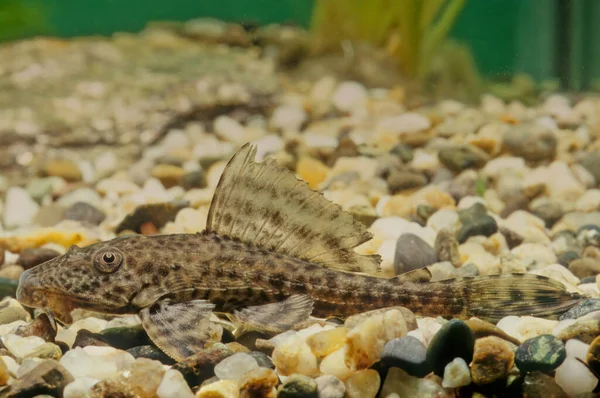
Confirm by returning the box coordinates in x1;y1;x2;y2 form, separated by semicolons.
139;299;223;361
231;294;314;336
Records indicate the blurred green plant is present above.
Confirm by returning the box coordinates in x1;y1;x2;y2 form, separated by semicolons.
0;0;47;42
310;0;467;81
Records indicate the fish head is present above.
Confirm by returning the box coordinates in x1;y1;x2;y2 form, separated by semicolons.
17;235;149;324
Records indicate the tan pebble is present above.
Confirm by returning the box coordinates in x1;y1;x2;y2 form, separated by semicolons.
151;164;185;188
196;379;239;398
296;156;329;189
306;327;347;358
271;335;318;377
556;320;600;344
344;369;380;398
42;159;82;182
470;336;515;385
319;348;353;381
0;265;25;281
24;342;62;361
238;367;278;398
225;342;251;354
0;357;8;386
126;357;165;398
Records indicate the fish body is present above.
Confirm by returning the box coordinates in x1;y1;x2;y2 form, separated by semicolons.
16;144;584;361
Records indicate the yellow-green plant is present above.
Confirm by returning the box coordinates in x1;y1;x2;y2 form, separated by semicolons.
310;0;467;81
0;0;47;42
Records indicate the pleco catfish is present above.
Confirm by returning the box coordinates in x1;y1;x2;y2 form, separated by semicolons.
17;143;583;361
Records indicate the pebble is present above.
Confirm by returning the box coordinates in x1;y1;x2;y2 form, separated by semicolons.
332;81;368;113
569;257;600;279
124;357;165;398
515;334;566;372
380;336;431;377
379;366;445;397
523;371;568;398
3;360;74;397
442;357;471;388
59;346;134;380
555;357;598;396
63;376;101;398
503;123;557;162
157;369;195;398
171;345;233;387
344;308;409;370
3;334;46;358
272;334;318;377
127;345;175;365
438;144;489;172
457;203;498;243
305;327;347;358
3;187;40;229
16;247;60;269
25;342;62;360
214;352;258;381
344;369;380;398
196;379;239;398
270;104;307;132
0;299;30;325
42;159;83;182
387;170;428;193
426;319;475;376
238;367;278;397
393;233;438;274
89;379;137;397
470;336;514;385
278;373;318;398
62;202;106;225
586;335;600;375
0;357;8;386
560;298;600;320
555;320;600;343
315;375;345;398
434;229;461;267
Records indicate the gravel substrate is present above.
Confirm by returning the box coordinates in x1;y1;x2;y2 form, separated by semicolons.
2;23;600;398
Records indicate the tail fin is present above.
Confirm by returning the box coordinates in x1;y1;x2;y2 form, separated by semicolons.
441;274;584;322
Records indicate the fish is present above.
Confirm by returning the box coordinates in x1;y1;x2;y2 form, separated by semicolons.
16;143;584;361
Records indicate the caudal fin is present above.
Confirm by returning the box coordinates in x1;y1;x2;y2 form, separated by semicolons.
441;274;584;322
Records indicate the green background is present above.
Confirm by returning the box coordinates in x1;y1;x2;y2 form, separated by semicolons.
7;0;600;86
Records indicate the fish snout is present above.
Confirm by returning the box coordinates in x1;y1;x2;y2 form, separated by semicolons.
16;269;46;307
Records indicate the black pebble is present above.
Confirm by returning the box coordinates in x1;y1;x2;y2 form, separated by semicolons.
426;319;475;377
63;202;106;225
515;334;566;373
127;345;176;365
381;336;431;377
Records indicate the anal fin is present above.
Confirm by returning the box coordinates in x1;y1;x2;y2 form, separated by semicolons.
231;294;314;336
139;299;222;362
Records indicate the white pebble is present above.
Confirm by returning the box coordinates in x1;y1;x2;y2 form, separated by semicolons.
332;81;368;112
555;357;598;396
3;187;40;229
2;335;45;358
214;353;258;381
63;377;100;398
442;357;471;388
214;116;245;143
270;104;307;132
1;355;18;376
565;339;590;361
376;112;431;135
69;317;108;334
17;358;44;378
57;187;103;208
59;346;134;380
157;369;194;398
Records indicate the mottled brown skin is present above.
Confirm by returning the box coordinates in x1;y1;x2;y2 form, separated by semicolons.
16;231;469;324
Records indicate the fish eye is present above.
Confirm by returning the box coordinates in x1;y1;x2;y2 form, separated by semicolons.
94;249;123;273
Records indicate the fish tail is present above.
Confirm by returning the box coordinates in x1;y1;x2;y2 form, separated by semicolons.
444;274;584;322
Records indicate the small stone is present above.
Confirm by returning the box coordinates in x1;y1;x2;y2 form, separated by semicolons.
470;336;514;385
0;298;30;325
344;309;409;370
181;170;207;190
214;352;258;381
442;357;471;388
305;327;347;358
503;123;557;162
3;187;40;229
127;345;175;365
151;164;186;188
522;371;568;398
100;324;151;350
315;375;345;398
569;258;600;279
16;248;60;270
555;357;598;396
427;319;475;377
70;317;108;334
196;379;239;398
26;178;56;202
559;299;600;320
64;377;101;398
214;116;246;143
457;203;498;243
172;345;233;387
332;82;367;113
344;369;380;398
272;335;318;377
3;334;45;358
586;335;600;375
14;313;56;342
278;373;318;398
390;143;414;163
62;202;106;225
89;379;137;398
438;145;490;172
379;367;445;397
296;156;329;190
5;360;74;397
116;202;187;234
434;229;461;267
393;233;438;275
270;104;307;132
555;320;600;343
73;329;111;349
25;342;62;360
237;367;278;397
157;369;195;398
387;170;428;193
59;346;134;380
580;151;600;182
558;251;579;267
0;357;8;386
0;264;24;280
381;336;430;377
319;348;352;381
126;358;166;398
515;334;566;372
42;159;82;182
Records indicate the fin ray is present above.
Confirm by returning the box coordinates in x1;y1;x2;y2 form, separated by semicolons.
207;144;381;273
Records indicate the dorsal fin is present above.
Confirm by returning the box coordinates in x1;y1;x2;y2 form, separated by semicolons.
206;143;381;273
